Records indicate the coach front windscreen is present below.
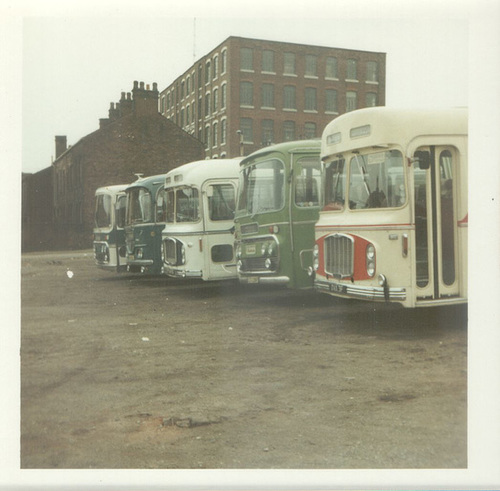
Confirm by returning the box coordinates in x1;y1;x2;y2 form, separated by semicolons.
126;187;153;225
237;158;285;216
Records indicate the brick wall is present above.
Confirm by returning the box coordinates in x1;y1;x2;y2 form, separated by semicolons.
22;167;54;251
51;113;205;249
160;36;386;159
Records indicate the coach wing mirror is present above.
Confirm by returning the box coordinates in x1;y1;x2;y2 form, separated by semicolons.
413;150;431;170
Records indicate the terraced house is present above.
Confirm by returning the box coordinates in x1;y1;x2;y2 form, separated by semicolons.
22;81;205;251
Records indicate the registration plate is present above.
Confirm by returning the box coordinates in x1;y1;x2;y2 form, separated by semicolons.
247;277;259;284
245;244;256;255
330;283;346;294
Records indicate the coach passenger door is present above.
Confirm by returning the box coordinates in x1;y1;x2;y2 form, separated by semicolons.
203;180;238;279
413;146;460;302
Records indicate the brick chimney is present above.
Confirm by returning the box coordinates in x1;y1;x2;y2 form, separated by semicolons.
132;81;159;117
109;102;120;121
55;135;67;159
99;118;110;129
120;92;133;116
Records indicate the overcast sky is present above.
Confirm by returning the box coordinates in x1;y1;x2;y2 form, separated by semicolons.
18;3;474;173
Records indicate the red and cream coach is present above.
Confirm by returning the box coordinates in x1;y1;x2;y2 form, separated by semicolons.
312;107;467;308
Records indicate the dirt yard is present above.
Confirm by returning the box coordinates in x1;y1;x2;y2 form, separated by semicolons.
20;250;467;469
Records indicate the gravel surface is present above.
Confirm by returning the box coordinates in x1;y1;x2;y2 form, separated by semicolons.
21;250;467;469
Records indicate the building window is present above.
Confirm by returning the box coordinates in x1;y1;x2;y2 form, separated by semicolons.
305;55;318;77
347;59;358;81
240;118;253;143
186;76;190;94
326;89;338;113
366;61;379;83
366;92;378;107
261;83;275;108
213;122;218;147
240;81;254;107
180;107;185;127
221;83;227;109
221;118;227;144
213;55;218;79
213;88;218;113
326;57;338;79
262;50;275;73
346;91;357;111
262;119;274;145
160;96;165;113
205;61;211;84
283;121;296;141
305;87;317;111
205;92;211;115
198;64;202;86
198;96;202;120
284;52;296;75
304;122;316;139
240;47;253;71
181;81;185;99
283;85;296;110
204;125;211;149
221;49;227;74
186;104;190;125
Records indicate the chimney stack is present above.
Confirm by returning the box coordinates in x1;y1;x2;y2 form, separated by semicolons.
108;102;120;121
55;135;67;159
99;118;110;129
132;80;159;117
120;91;133;116
99;82;158;128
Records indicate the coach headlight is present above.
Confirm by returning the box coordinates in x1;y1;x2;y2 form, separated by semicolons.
366;243;376;277
313;243;319;271
161;241;166;262
180;243;186;265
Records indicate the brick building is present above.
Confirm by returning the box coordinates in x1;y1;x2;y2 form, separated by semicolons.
22;81;205;251
160;36;386;158
22;167;54;251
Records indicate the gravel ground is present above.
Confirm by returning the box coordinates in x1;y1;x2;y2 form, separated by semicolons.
21;250;467;470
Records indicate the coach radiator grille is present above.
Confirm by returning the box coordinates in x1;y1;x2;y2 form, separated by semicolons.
164;238;178;265
125;229;134;253
324;233;354;278
240;256;279;273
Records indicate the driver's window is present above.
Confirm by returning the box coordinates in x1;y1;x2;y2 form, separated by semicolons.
295;156;321;207
323;158;346;211
116;195;127;228
156;188;167;223
208;184;236;221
